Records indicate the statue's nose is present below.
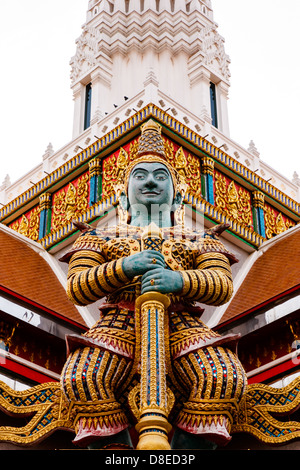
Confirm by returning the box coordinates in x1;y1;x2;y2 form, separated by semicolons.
144;174;157;188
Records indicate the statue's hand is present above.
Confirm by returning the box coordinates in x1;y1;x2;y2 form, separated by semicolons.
122;250;165;279
141;267;183;295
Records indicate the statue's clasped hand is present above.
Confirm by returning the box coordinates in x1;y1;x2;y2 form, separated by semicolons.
141;268;183;295
122;250;165;278
122;250;183;295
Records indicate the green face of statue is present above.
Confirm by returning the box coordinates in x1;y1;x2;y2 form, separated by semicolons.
127;162;176;227
128;162;174;208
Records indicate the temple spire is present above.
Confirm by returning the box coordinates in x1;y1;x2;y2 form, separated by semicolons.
71;0;231;137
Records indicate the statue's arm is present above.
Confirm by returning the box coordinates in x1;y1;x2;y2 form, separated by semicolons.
179;251;233;306
66;245;165;306
140;243;234;303
66;249;131;306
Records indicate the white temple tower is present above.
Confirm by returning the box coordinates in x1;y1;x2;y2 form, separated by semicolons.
70;0;231;138
1;0;299;205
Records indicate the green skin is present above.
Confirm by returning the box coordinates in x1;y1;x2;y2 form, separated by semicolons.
121;162;183;295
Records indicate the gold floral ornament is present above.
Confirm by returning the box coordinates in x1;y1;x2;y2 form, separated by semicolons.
51;173;89;231
65;183;77;221
264;205;295;239
113;148;130;225
102;154;117;198
173;147;201;197
115;148;129;199
10;207;40;242
215;172;252;227
102;147;129;202
28;210;41;240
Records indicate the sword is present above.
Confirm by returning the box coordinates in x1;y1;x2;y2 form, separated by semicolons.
135;223;173;450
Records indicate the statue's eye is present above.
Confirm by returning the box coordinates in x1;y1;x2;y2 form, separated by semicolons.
134;173;145;179
155;174;167;181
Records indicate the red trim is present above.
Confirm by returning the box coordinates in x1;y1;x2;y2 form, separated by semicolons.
248;357;300;384
0;284;87;331
218;284;300;330
0;355;59;384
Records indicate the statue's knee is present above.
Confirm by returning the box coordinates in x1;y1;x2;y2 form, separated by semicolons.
62;347;127;402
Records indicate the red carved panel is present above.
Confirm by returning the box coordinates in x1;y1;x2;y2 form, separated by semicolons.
51;172;90;231
9;206;40;241
214;171;254;228
264;202;296;239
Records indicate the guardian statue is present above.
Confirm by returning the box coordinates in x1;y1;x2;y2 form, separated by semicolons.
0;121;299;450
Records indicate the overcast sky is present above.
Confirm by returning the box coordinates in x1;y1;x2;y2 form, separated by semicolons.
0;0;299;187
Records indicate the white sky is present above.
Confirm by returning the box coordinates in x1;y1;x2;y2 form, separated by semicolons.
0;0;299;187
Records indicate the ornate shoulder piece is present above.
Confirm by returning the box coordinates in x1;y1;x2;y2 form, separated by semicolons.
197;223;239;265
59;226;107;263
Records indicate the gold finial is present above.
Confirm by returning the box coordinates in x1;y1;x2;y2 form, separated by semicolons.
140;119;162;135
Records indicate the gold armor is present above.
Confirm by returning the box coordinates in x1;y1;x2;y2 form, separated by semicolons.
59;223;246;447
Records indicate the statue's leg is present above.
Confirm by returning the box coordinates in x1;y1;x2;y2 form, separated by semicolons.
61;346;134;448
171;346;247;449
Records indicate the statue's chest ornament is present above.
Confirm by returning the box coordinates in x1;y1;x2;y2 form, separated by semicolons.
105;238;140;259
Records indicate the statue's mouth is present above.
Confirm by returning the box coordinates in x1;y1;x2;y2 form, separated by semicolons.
141;190;161;195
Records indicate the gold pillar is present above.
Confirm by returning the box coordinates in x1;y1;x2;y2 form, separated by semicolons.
252;190;265;210
135;292;172;450
135;223;173;450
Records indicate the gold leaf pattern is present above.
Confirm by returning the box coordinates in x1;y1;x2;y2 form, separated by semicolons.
264;205;295;239
51;173;89;231
215;172;252;226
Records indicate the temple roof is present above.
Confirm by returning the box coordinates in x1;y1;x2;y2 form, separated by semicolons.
220;224;300;325
0;224;85;327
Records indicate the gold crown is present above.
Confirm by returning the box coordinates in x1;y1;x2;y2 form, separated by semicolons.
136;119;165;157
